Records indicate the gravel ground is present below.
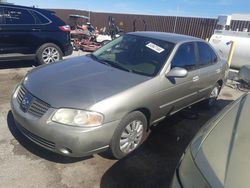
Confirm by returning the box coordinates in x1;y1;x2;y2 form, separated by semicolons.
0;53;245;188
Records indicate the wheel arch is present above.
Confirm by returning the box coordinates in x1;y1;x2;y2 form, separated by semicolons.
36;40;64;55
217;79;223;90
131;107;151;131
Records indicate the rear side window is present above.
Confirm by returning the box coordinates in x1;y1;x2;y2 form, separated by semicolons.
30;10;50;24
4;7;35;24
0;8;3;24
171;42;196;70
197;42;218;66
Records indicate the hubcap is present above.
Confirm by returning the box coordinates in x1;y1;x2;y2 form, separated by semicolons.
119;120;144;154
209;87;219;106
42;47;60;64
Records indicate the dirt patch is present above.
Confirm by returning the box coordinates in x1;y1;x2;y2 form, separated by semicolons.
0;68;30;105
0;139;8;145
221;92;233;98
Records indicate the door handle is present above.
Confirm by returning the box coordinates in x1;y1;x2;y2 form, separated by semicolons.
32;28;41;32
192;76;199;82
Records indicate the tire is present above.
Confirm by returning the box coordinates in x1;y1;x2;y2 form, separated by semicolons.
202;83;221;109
36;43;63;65
110;111;148;159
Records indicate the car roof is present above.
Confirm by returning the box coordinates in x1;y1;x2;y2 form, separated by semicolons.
0;3;54;14
128;31;203;44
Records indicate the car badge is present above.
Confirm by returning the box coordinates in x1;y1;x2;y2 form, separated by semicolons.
20;93;32;112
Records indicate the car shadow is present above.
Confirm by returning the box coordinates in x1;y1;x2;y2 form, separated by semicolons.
100;99;233;188
0;60;36;69
7;111;92;163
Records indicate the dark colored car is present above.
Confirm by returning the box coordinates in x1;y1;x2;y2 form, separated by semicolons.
0;3;73;64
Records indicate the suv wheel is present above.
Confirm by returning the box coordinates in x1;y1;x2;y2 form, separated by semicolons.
110;111;148;159
36;43;63;65
203;83;220;108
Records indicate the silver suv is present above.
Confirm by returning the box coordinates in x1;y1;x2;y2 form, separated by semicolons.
11;32;228;159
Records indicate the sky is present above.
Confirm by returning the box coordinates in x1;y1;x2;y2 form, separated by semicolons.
7;0;250;18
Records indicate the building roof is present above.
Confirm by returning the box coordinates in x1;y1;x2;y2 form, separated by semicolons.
232;14;250;21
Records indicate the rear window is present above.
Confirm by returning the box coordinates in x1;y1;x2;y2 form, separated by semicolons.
4;7;35;24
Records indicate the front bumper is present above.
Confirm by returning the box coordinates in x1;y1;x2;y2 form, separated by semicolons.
11;93;119;157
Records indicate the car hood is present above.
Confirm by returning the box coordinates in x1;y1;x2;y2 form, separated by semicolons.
23;56;150;109
192;94;250;188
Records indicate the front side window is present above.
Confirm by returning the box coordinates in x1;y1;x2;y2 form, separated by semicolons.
171;42;196;70
4;7;35;24
92;34;175;77
197;42;218;66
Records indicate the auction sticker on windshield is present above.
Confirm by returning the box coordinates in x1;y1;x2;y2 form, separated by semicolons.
146;42;165;53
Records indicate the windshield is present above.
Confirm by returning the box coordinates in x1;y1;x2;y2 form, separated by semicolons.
92;34;175;77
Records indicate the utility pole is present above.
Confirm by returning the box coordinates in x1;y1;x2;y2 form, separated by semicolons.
173;5;179;33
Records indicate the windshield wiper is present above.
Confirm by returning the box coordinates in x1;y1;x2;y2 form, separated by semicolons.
100;59;132;73
88;54;132;72
87;54;112;67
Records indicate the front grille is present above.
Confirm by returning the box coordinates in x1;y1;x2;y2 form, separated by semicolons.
19;125;56;150
17;85;50;118
16;85;26;104
28;98;50;118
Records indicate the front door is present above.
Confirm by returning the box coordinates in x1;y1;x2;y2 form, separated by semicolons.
155;42;199;118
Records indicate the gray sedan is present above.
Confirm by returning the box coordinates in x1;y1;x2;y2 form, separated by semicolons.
11;32;227;159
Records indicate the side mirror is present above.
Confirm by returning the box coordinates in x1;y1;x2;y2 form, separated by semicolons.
166;67;188;78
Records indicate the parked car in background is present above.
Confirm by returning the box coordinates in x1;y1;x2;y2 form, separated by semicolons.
0;3;72;64
171;92;249;188
11;32;228;159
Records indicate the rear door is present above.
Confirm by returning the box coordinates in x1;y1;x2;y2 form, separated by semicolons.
1;6;36;54
196;42;222;99
156;42;200;116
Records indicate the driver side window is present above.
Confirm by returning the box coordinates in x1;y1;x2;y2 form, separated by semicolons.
171;42;196;70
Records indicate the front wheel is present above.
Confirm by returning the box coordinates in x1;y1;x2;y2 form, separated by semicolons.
36;43;63;65
110;111;148;159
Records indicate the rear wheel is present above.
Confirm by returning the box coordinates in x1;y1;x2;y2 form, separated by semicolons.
110;111;148;159
36;43;63;65
202;83;220;108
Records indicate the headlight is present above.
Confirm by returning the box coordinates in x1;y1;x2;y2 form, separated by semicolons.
52;108;104;127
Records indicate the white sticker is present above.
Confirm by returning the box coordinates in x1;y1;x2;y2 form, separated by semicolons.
146;42;165;53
